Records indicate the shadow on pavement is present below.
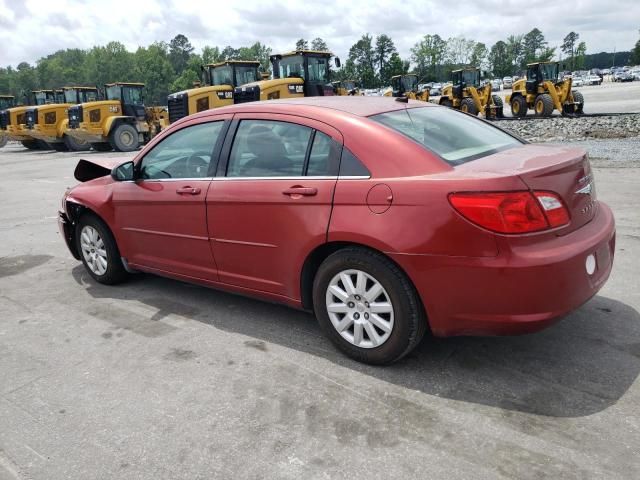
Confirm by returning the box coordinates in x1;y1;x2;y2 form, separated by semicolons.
72;265;640;418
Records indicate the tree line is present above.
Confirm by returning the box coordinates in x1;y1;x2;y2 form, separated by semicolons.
1;29;638;105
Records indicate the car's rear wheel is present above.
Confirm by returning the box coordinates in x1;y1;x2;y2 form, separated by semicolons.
313;248;427;365
110;124;140;152
75;214;128;285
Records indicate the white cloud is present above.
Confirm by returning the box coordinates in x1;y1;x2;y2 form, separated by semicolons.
0;0;638;67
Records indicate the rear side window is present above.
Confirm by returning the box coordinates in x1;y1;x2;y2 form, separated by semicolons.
339;147;370;177
370;107;522;165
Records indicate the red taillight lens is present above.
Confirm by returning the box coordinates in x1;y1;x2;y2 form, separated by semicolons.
449;191;569;234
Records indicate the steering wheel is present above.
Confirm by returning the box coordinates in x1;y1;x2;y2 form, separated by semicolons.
185;151;211;177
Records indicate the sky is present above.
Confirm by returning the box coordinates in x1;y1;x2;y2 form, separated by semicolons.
0;0;638;67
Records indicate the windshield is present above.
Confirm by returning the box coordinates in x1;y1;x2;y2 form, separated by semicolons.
107;86;143;105
307;56;329;82
80;90;98;103
462;70;479;87
34;92;52;105
371;107;522;165
343;81;356;91
235;65;258;86
106;85;121;100
402;75;418;92
64;89;78;104
0;98;14;109
212;66;233;86
279;55;305;79
55;91;65;103
540;63;559;81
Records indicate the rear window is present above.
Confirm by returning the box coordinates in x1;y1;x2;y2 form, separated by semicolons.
370;107;522;165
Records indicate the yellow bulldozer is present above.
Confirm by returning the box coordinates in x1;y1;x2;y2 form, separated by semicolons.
66;82;169;152
0;95;16;148
383;74;429;102
233;50;340;103
0;90;57;149
439;68;503;117
24;86;99;151
506;62;583;117
167;60;261;123
332;80;361;96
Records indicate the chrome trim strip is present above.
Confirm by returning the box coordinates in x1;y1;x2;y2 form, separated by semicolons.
212;238;277;248
122;227;209;241
133;175;370;183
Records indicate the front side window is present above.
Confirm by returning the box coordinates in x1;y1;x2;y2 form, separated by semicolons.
34;92;48;105
371;107;522;165
227;120;312;177
462;70;479;87
122;87;143;105
279;56;305;79
64;89;78;104
139;122;224;179
212;66;233;86
235;65;258;86
307;56;329;82
106;86;121;101
401;75;418;92
82;90;98;103
541;64;558;81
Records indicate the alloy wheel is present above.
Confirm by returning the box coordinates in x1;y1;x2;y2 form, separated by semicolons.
80;225;108;276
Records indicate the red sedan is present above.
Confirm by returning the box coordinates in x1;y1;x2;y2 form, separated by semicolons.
59;97;615;364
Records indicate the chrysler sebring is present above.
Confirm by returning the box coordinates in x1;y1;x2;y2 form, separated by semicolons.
59;97;615;364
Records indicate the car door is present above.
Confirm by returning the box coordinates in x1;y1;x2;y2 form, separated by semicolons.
112;117;230;280
207;113;342;299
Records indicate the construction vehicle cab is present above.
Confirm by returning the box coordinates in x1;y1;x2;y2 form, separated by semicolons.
439;68;503;117
507;62;584;117
0;95;15;148
25;86;99;151
67;82;168;152
168;60;260;123
234;50;338;103
1;90;56;149
333;80;360;96
384;74;429;102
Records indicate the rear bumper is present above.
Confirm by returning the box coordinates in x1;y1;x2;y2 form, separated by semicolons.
391;202;616;337
58;211;80;260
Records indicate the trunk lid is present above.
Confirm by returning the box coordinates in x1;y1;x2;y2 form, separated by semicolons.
456;144;597;235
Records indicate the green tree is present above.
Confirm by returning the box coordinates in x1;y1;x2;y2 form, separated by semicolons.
630;30;640;65
310;37;329;52
295;39;308;50
411;34;447;81
575;42;587;70
169;34;194;73
134;42;175;103
562;32;580;70
220;46;239;60
489;41;511;77
506;34;524;71
374;34;396;82
201;46;222;65
523;28;547;64
348;34;376;87
470;42;488;69
84;41;136;88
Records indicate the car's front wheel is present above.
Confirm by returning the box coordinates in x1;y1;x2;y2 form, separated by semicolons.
313;248;427;365
75;214;128;285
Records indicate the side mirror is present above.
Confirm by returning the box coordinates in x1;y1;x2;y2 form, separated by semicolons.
334;57;341;68
111;161;135;181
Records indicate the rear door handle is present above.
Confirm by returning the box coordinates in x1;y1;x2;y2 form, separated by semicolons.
176;186;201;195
282;186;317;196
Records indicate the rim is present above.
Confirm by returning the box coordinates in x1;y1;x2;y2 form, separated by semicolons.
80;225;108;276
325;269;394;349
120;130;134;146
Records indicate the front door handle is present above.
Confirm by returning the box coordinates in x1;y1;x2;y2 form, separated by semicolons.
282;186;318;196
176;186;201;195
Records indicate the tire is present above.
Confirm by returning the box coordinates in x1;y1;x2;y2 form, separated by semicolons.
440;97;453;108
91;142;112;152
64;134;91;152
75;214;128;285
572;90;584;114
109;123;140;152
0;135;7;148
534;94;554;117
312;247;427;365
460;97;478;115
21;140;41;150
51;142;68;152
491;94;505;118
510;95;528;117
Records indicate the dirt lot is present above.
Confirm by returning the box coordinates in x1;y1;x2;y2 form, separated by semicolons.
1;142;639;479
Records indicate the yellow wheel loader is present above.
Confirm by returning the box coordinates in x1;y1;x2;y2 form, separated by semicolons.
439;68;503;118
0;95;15;148
66;82;169;152
383;74;429;102
333;80;361;96
506;62;583;118
167;60;261;123
233;50;339;103
0;90;57;150
24;86;99;151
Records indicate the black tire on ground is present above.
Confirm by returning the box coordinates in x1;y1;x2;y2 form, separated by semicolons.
75;213;128;285
491;94;505;118
460;97;479;115
64;134;91;151
0;135;7;148
534;94;554;117
510;95;528;117
21;140;42;150
109;123;140;152
312;247;427;365
440;97;453;108
51;142;69;152
91;142;113;152
572;90;585;114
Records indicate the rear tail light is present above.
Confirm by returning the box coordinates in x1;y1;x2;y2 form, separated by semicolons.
449;191;570;234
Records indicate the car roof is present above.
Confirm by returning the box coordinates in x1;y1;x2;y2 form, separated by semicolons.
189;96;436;121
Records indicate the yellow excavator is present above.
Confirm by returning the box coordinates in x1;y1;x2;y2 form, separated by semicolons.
0;95;16;148
439;68;503;117
167;60;261;123
66;82;169;152
233;50;339;103
333;80;361;96
506;62;583;117
25;86;99;151
383;74;429;102
0;90;57;149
